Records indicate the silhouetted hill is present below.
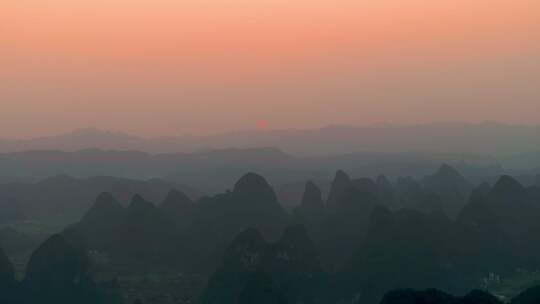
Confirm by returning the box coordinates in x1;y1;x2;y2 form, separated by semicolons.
379;286;540;304
342;183;540;304
24;234;88;291
159;189;195;230
480;176;540;267
260;225;323;278
200;226;324;304
184;173;288;273
0;234;121;304
233;173;284;213
191;172;287;239
0;175;200;224
80;193;124;228
199;228;269;304
159;189;194;217
22;234;108;304
293;182;325;225
6;169;540;303
318;171;378;269
346;207;457;302
486;176;537;233
456;183;515;274
63;192;124;255
121;195;176;260
292;168;474;272
379;289;502;304
67;192;179;265
422;164;474;216
67;173;288;273
512;286;540;304
326;170;351;210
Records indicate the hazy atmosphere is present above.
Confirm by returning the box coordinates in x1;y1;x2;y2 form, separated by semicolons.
1;1;540;304
2;0;540;138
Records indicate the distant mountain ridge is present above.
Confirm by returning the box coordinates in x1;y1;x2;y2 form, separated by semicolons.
0;147;510;194
1;122;539;156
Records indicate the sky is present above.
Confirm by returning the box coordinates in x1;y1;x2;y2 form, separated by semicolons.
1;0;539;138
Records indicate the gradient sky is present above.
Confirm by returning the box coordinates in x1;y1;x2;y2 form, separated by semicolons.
1;0;539;138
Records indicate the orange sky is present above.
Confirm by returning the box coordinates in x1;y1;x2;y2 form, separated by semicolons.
1;0;539;138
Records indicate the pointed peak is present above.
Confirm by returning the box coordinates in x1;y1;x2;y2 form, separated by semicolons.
436;163;462;177
166;188;191;200
439;163;455;171
304;181;320;193
81;192;124;224
301;181;322;204
233;172;272;194
492;175;524;195
334;170;351;182
231;173;281;210
327;170;353;207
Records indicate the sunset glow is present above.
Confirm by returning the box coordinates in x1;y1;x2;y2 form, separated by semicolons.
1;0;539;138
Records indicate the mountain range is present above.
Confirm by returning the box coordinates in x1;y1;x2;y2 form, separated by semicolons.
1;122;539;157
0;147;522;195
2;167;540;304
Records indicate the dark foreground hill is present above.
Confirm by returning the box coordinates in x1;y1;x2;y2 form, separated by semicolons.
380;289;502;304
4;168;537;304
200;225;324;304
380;286;540;304
0;234;120;304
